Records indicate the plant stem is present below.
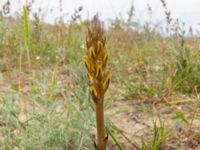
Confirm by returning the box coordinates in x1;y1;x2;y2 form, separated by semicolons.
96;97;107;150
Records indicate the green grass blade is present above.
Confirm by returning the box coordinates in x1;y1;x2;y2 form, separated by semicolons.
23;5;29;47
106;126;123;150
104;95;113;109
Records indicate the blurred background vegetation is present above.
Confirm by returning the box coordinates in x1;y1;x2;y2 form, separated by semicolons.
0;0;200;149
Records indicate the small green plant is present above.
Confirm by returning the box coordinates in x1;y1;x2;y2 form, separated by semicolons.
173;47;200;94
173;112;189;126
142;118;170;150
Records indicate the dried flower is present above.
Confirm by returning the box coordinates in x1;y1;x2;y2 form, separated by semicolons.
83;15;110;150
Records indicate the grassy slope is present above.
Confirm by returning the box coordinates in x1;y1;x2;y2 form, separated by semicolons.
0;16;200;149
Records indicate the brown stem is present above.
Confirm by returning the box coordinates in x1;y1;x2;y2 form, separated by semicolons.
95;97;107;150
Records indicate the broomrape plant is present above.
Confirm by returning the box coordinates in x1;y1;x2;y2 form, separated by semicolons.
83;16;110;150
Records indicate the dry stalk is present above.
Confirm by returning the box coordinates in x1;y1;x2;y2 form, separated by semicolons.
83;15;110;150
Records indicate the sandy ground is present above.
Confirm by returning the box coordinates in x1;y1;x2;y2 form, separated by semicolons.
106;98;200;150
1;71;200;150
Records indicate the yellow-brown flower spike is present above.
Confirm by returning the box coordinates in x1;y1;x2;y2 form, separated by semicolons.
83;15;110;150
